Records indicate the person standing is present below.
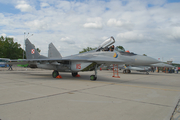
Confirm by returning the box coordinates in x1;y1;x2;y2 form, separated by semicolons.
8;64;13;71
176;67;178;74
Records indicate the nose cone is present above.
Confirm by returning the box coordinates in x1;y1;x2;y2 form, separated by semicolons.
135;55;160;65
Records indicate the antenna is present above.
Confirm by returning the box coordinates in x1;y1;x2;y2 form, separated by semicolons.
26;32;29;38
27;34;33;39
23;32;34;59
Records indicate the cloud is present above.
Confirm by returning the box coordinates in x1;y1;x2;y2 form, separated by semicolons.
166;27;180;43
83;17;103;29
0;13;13;26
1;0;180;63
107;19;123;27
25;20;49;30
1;33;6;37
15;1;34;12
60;37;75;44
107;18;134;30
83;22;102;29
116;31;149;43
40;2;50;8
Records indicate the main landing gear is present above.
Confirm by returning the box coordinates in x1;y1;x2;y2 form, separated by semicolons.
146;72;149;75
52;64;98;80
123;70;131;74
90;64;97;81
52;70;59;78
72;72;78;77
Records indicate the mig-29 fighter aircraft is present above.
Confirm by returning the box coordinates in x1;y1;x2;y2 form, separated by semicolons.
122;63;174;74
8;37;160;80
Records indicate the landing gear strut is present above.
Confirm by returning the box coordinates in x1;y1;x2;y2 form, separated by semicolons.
123;70;131;74
90;64;97;81
52;70;59;78
72;72;78;77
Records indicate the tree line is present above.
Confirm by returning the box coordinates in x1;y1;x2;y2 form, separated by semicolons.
0;36;41;59
0;36;25;59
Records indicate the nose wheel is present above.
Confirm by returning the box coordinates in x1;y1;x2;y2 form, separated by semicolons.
90;75;97;80
90;64;97;81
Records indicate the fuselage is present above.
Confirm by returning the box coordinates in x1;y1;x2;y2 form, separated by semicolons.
36;49;160;72
36;50;159;72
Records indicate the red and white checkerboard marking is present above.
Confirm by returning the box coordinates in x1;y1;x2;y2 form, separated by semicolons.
31;49;35;54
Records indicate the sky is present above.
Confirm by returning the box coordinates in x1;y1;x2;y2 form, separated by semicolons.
0;0;180;63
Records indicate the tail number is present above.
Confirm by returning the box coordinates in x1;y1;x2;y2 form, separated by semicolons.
31;49;35;54
76;64;81;69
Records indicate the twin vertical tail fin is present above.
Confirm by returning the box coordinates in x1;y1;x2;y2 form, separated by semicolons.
25;38;61;59
48;43;62;59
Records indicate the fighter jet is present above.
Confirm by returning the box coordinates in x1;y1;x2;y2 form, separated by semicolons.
122;63;174;74
122;65;151;74
8;36;160;80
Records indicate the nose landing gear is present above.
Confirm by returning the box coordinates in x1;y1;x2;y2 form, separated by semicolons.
90;64;97;81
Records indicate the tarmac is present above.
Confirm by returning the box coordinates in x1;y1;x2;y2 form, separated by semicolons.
0;67;180;120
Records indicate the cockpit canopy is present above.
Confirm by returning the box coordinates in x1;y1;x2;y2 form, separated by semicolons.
114;46;125;52
96;36;115;51
115;46;137;56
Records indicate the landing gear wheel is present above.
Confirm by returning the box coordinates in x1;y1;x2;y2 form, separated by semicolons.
72;72;78;77
90;64;98;81
90;75;97;81
146;72;149;75
123;70;126;74
52;70;59;78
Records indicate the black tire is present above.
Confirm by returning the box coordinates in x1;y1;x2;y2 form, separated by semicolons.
90;75;97;81
52;70;59;78
123;70;126;74
72;72;78;77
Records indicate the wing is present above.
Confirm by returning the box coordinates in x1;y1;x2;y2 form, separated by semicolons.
7;55;124;65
